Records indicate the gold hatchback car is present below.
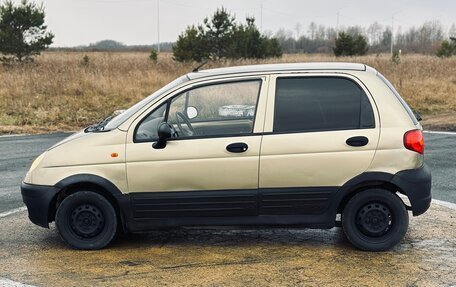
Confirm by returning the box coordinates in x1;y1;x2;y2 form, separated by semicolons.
21;63;431;251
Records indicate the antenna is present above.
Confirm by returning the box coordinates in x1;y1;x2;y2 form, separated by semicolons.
192;61;208;73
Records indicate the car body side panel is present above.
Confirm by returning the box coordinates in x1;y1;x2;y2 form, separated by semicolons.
126;136;262;192
367;127;424;174
259;130;380;187
32;164;127;193
351;71;423;173
27;129;128;193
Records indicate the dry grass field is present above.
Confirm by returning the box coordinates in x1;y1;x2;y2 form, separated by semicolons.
0;52;455;134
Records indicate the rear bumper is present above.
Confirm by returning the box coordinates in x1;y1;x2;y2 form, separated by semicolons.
21;182;59;228
392;164;432;216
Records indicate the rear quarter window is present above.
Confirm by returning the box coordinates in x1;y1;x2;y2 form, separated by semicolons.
274;77;375;133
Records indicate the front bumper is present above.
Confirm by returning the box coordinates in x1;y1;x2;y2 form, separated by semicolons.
392;164;432;216
21;182;59;228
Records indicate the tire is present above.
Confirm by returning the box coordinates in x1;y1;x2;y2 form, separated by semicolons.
55;191;117;250
342;189;408;251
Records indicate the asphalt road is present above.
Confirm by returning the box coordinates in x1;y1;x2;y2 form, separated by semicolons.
0;132;70;214
0;131;454;214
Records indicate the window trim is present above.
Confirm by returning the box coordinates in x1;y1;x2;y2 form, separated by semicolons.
272;75;376;134
133;78;264;143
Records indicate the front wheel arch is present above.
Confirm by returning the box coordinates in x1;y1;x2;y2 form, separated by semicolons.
48;174;127;232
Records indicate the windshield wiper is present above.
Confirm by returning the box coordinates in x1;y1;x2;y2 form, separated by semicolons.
84;116;113;132
97;116;114;130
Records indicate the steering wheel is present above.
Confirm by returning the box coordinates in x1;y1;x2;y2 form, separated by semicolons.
175;111;196;137
136;117;178;140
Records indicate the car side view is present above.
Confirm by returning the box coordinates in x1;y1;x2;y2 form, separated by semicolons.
21;62;431;251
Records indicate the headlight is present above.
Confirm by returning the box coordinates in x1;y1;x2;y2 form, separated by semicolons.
29;152;46;172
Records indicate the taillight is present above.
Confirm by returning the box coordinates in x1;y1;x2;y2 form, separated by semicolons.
403;129;424;154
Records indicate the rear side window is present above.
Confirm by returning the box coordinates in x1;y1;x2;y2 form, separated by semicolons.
274;77;375;133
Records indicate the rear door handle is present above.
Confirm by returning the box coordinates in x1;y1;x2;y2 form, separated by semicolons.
346;136;369;147
226;142;248;153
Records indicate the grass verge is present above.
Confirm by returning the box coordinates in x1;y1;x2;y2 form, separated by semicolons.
1;52;455;134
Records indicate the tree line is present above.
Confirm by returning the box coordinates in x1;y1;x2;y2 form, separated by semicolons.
49;40;175;53
275;21;456;55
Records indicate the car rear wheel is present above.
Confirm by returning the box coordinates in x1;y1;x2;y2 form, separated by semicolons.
342;189;408;251
55;191;117;250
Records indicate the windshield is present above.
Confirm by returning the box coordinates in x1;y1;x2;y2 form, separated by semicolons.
103;75;189;130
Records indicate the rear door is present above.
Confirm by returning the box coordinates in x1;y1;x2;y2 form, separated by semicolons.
259;74;380;215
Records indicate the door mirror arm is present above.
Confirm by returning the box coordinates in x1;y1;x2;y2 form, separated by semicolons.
152;122;172;149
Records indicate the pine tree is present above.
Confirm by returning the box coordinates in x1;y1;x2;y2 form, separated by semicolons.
0;0;54;62
436;37;456;58
334;32;368;56
172;8;282;62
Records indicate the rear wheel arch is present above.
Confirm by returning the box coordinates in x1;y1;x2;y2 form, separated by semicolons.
336;172;407;214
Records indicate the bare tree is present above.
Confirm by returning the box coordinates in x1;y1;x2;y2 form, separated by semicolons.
367;22;382;45
273;19;453;55
308;22;317;40
449;24;456;37
294;23;302;40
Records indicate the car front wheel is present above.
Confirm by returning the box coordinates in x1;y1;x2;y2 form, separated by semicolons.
55;191;117;250
342;189;409;251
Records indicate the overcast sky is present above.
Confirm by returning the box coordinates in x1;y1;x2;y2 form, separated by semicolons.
19;0;456;47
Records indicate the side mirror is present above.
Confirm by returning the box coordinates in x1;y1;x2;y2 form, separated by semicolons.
152;122;172;149
186;106;198;119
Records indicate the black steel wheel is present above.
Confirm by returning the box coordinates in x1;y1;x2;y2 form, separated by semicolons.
356;202;392;237
56;191;117;250
70;204;105;238
342;189;408;251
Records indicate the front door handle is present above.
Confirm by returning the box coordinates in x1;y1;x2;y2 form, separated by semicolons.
226;142;248;153
346;136;369;147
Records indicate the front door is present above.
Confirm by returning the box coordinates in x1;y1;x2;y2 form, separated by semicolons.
126;77;268;219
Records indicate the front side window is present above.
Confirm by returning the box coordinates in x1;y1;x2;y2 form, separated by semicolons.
135;103;167;141
274;77;375;133
135;80;262;141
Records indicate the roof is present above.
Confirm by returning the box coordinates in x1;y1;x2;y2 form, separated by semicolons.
187;62;368;80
